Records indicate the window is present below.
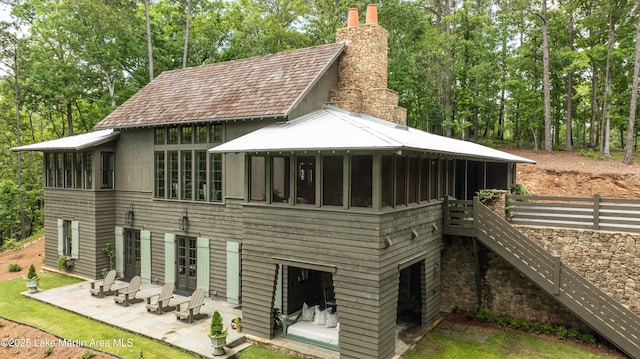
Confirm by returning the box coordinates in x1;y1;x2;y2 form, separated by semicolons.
167;127;179;144
154;128;166;144
63;220;72;255
296;156;315;204
381;155;392;207
250;156;266;201
155;152;166;198
195;125;207;143
181;126;193;144
168;151;179;199
322;156;343;206
420;158;429;201
74;153;83;189
395;156;407;206
272;156;290;203
409;157;418;203
55;153;63;188
429;159;438;200
210;153;222;202
211;123;222;142
84;153;92;189
100;152;114;189
196;151;207;200
65;153;73;188
46;153;55;187
351;155;372;208
181;151;193;200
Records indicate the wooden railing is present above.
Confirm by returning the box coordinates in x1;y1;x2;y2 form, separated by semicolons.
506;194;640;233
444;198;640;358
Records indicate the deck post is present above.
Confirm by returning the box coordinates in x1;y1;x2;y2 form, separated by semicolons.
593;194;600;230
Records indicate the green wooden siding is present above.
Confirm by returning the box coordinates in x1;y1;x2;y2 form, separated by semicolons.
141;230;151;283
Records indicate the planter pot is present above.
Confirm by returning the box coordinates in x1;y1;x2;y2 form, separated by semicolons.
26;278;39;293
209;334;227;356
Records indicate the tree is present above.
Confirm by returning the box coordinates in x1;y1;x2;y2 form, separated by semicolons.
145;0;154;81
541;0;553;153
624;0;640;164
566;0;575;152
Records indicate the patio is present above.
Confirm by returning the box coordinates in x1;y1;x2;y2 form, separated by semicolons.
23;280;433;358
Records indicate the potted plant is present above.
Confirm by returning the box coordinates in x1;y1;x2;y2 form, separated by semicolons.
209;310;227;356
25;264;39;293
231;316;242;332
57;255;74;270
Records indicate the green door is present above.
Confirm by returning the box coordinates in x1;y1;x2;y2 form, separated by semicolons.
176;236;197;294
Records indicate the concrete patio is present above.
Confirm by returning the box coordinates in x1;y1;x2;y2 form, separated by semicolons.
23;280;433;358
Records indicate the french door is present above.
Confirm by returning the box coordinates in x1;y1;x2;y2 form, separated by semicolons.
176;236;197;293
124;229;141;280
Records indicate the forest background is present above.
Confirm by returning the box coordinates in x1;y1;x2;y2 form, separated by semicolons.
0;0;639;244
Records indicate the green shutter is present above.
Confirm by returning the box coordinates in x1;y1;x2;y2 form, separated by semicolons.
140;230;151;283
197;237;210;296
71;221;79;259
57;219;64;256
226;241;240;305
164;233;175;284
114;227;124;277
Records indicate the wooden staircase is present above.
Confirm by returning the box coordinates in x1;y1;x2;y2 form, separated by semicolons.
443;197;640;359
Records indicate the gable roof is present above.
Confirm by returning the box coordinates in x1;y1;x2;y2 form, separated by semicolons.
95;43;346;130
10;129;119;152
210;106;535;164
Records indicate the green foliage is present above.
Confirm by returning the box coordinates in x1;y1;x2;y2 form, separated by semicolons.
540;323;554;335
102;243;115;270
568;328;581;342
8;263;21;272
556;325;568;340
27;264;37;279
80;350;95;359
57;256;68;270
476;189;502;205
452;303;464;314
209;310;227;337
579;149;601;159
44;345;53;357
581;333;596;345
511;183;533;197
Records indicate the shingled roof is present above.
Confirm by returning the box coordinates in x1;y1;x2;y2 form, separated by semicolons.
95;43;346;129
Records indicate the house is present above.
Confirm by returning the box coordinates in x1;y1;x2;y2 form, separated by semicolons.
12;5;536;359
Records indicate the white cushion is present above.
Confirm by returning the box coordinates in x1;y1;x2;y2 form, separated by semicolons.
301;302;315;321
325;308;338;328
313;306;326;325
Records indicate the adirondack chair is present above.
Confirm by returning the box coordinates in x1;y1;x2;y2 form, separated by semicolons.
89;269;117;298
113;276;142;307
146;282;175;314
175;288;207;323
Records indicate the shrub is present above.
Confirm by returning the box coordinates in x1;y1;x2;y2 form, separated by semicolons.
541;323;554;335
209;310;227;337
581;333;596;344
520;320;532;332
466;307;479;321
511;183;533;196
452;303;463;314
8;263;21;272
57;256;67;270
568;328;581;342
80;351;95;359
44;346;54;357
27;264;38;280
509;318;522;330
476;189;502;204
498;316;512;328
556;325;568;340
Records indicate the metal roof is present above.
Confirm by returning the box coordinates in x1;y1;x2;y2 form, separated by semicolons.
11;129;120;152
209;106;536;164
95;43;346;129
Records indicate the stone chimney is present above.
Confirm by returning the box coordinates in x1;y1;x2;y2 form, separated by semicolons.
329;4;407;125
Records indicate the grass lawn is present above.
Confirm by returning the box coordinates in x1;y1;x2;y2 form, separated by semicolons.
0;273;195;359
405;325;614;359
0;272;618;359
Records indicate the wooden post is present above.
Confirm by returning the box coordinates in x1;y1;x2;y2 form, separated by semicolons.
593;193;600;230
553;255;561;295
443;196;450;228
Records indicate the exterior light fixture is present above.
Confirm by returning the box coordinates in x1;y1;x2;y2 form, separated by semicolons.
179;209;189;231
125;204;134;225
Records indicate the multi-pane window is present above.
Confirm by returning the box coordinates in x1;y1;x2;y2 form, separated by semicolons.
322;156;343;206
196;151;207;201
351;155;372;208
168;151;179;199
100;152;114;189
296;156;315;204
181;151;193;200
210;153;222;202
272;156;290;203
250;156;266;201
154;123;224;202
155;152;165;198
45;152;93;189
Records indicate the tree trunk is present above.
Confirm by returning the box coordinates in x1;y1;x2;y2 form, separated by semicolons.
624;0;640;164
589;70;598;148
183;0;191;69
13;39;25;241
66;102;73;136
145;0;154;81
601;6;615;158
541;0;552;154
566;0;574;152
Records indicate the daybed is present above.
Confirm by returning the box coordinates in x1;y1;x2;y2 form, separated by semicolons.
282;305;339;351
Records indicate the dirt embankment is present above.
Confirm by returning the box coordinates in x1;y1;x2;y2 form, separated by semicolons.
505;148;640;199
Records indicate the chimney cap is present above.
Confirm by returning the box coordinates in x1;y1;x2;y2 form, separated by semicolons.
366;4;378;25
347;8;359;27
